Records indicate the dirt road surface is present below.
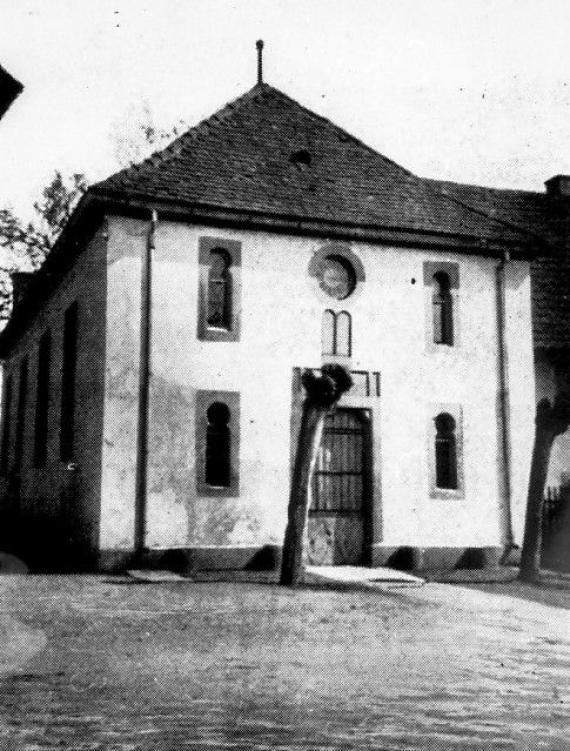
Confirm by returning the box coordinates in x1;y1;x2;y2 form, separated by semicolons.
0;575;568;750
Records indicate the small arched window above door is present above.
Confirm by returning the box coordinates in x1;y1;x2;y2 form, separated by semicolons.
336;311;351;357
321;310;352;358
322;310;335;356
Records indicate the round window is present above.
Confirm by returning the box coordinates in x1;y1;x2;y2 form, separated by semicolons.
317;255;356;300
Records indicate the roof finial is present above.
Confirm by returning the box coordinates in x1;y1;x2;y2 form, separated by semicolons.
256;39;264;85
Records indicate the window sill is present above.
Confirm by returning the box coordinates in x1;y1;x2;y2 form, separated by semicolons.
199;326;239;343
427;343;457;352
430;488;465;500
197;483;240;498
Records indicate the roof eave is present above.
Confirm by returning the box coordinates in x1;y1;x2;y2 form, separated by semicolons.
90;188;539;256
0;188;544;357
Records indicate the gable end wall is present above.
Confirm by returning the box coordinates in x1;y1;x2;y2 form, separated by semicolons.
100;216;536;563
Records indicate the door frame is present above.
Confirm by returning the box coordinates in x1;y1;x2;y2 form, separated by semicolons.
309;406;373;566
290;367;380;566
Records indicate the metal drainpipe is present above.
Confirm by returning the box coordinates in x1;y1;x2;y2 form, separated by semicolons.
134;209;158;561
496;249;515;559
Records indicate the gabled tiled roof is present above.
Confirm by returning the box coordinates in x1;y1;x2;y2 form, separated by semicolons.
91;83;531;248
426;179;570;349
0;81;557;356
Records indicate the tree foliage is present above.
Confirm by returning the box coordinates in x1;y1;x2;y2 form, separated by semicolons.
1;172;88;264
0;105;186;322
111;101;187;169
0;171;88;319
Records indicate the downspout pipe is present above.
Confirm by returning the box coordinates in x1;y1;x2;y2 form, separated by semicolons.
496;250;515;560
134;209;158;561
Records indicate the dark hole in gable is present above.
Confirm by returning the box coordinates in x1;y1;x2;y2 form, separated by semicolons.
290;149;312;167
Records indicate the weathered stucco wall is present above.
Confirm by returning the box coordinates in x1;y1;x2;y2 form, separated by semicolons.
100;216;535;556
0;225;107;561
505;262;537;544
99;216;144;552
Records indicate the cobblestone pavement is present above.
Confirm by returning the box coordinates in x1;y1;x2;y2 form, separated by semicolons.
0;575;569;750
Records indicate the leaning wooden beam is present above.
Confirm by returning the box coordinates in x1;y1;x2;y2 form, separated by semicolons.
280;364;352;587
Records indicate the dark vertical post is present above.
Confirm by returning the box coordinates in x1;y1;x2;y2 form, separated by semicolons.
134;209;157;560
280;403;327;585
496;252;514;558
256;40;264;85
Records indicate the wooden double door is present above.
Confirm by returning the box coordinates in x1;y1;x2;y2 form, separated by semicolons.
307;408;372;565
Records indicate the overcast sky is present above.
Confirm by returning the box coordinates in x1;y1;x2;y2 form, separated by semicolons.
2;0;570;219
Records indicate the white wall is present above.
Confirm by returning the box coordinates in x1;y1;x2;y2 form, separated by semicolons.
100;216;535;553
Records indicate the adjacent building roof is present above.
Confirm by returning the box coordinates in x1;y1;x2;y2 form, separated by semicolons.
426;179;570;349
0;64;23;120
91;83;534;252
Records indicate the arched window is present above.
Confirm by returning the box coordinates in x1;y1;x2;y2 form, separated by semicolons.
434;412;458;489
322;310;335;356
432;272;453;345
321;310;352;357
336;311;352;357
205;402;231;487
207;249;232;329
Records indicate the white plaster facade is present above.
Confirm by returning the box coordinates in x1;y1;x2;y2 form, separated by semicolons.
99;215;536;564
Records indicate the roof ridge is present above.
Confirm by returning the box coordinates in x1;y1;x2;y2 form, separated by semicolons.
423;178;546;244
426;176;545;199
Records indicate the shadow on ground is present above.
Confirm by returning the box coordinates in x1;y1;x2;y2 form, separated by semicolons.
464;574;570;610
